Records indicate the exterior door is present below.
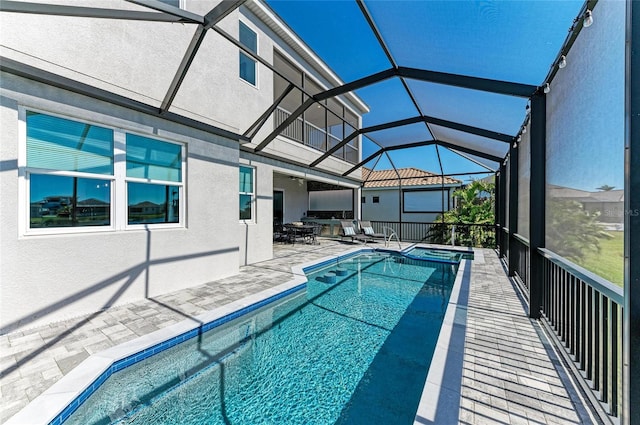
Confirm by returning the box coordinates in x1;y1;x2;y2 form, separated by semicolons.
273;190;284;227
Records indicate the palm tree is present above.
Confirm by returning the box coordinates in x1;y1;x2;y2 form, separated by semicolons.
596;184;615;191
430;180;495;247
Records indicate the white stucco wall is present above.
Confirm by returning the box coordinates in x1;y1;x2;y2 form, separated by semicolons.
0;73;241;332
0;0;366;332
362;187;453;223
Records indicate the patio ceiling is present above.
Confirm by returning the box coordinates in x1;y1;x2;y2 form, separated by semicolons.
2;0;594;179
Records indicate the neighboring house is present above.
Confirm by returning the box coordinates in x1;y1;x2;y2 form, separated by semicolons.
547;184;625;226
361;168;462;223
0;0;367;332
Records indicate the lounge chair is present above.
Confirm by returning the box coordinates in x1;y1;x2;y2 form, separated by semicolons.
358;220;385;239
340;220;372;243
359;220;401;248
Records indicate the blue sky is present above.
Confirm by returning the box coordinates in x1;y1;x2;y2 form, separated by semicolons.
264;1;623;192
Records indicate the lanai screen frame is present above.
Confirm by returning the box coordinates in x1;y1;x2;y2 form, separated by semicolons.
1;0;636;424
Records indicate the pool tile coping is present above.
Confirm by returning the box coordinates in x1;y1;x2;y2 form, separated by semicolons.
7;244;468;425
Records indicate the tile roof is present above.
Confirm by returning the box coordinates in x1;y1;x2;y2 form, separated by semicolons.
362;168;462;188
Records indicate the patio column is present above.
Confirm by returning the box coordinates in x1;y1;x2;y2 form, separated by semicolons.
508;143;518;276
528;91;545;320
625;2;639;424
498;163;507;258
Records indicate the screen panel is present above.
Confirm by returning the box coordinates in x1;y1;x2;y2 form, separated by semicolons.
365;0;583;85
407;80;527;135
544;1;625;286
430;125;509;159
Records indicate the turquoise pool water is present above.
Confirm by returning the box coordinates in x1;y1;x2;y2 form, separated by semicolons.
65;252;457;425
405;247;473;263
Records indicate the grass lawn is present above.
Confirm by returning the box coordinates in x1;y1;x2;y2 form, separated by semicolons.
577;231;624;287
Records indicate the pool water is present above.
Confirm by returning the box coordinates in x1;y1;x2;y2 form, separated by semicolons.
405;247;473;263
65;252;457;425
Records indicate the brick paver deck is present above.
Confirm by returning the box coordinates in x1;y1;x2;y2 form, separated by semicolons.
0;239;592;424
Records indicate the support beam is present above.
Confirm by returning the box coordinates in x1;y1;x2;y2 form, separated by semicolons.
1;1;202;22
342;149;383;177
309;131;360;167
127;0;205;23
624;2;639;424
433;140;504;163
0;58;247;143
254;98;315;152
244;83;294;138
397;66;538;98
508;143;519;276
424;115;513;143
314;68;396;101
497;164;507;258
159;26;208;112
445;147;497;172
159;0;246;112
528;92;546;319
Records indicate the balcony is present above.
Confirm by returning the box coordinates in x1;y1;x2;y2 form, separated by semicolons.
274;107;358;164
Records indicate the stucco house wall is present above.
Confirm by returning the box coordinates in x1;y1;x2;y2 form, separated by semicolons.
0;73;240;332
0;0;365;331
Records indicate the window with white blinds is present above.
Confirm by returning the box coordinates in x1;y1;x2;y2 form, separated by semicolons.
24;110;184;232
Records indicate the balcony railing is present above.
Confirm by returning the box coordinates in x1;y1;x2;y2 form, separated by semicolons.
275;107;357;164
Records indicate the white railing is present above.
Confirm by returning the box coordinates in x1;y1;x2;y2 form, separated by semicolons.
275;107;357;164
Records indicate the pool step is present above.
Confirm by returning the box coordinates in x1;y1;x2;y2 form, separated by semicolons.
335;268;348;276
322;273;337;284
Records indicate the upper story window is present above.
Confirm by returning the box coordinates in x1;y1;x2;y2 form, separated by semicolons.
239;165;255;221
239;21;257;86
24;110;184;233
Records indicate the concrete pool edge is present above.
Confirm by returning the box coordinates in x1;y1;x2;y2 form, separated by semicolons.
413;255;471;424
7;244;469;424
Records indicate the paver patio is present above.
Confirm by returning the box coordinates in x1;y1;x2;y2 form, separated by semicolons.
0;239;593;424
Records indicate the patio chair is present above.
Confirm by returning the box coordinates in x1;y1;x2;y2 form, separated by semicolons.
340;220;372;243
359;220;401;248
358;220;385;239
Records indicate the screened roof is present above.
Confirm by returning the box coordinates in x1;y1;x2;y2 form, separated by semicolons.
2;0;593;181
262;0;590;180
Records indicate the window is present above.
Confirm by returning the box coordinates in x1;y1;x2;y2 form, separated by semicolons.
126;134;182;225
239;21;257;85
373;196;380;204
239;166;255;220
361;196;366;204
403;189;448;213
24;110;184;232
26;111;114;229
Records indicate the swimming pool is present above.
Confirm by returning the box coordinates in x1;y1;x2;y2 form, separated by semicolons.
27;249;465;425
404;246;473;263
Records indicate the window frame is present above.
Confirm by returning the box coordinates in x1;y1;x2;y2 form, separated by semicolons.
239;20;258;87
124;131;186;230
372;196;380;204
19;107;186;235
239;165;256;222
